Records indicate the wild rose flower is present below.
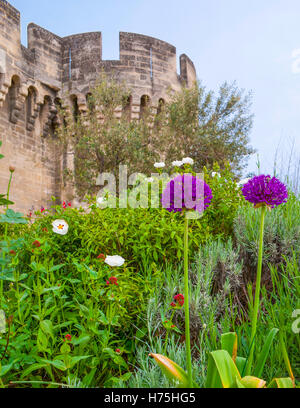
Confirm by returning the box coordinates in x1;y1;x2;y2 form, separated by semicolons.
52;219;69;235
105;255;125;267
154;162;165;169
172;160;183;167
242;175;288;208
106;276;118;286
182;157;194;165
161;174;212;214
32;240;41;248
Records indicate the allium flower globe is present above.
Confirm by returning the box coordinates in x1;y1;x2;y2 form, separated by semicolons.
242;175;288;208
161;174;212;214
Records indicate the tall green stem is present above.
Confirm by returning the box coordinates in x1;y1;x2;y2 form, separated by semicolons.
246;205;266;375
184;216;193;387
0;171;13;306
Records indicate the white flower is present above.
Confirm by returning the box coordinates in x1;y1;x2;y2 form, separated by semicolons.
154;162;165;169
97;196;108;206
105;255;125;267
52;219;69;236
202;323;207;329
172;160;183;167
182;157;194;165
146;177;154;183
237;178;250;187
212;172;221;178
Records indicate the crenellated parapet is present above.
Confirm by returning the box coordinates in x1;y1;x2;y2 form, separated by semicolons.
0;0;196;122
0;0;197;212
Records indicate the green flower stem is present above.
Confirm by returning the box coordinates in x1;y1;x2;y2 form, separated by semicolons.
6;171;13;210
163;309;175;355
0;171;14;306
246;205;266;375
184;216;193;387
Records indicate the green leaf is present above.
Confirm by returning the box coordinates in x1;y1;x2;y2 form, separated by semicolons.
254;328;279;378
21;363;47;378
206;350;241;388
268;378;294;388
0;359;18;376
0;195;14;206
72;335;91;346
150;353;198;388
41;286;62;294
0;209;28;224
239;376;266;388
99;311;109;325
49;264;65;273
41;359;67;371
221;332;238;362
83;264;98;279
40;320;54;340
0;309;5;333
235;356;247;376
69;355;92;369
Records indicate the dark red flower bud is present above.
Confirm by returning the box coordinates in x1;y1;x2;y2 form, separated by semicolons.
32;240;41;248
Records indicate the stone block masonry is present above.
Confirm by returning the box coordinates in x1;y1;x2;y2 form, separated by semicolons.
0;0;196;212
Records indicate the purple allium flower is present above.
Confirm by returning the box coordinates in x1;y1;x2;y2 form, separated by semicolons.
242;174;288;208
161;174;213;213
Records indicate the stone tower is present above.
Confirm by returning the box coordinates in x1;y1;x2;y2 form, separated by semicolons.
0;0;196;212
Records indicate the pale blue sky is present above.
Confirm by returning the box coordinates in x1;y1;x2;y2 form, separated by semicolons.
9;0;300;176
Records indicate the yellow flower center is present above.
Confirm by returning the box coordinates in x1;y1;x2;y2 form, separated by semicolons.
58;224;64;230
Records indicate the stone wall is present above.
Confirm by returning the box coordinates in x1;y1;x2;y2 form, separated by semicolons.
0;0;197;213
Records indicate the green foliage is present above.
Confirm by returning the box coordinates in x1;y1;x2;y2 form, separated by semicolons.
151;331;295;388
234;192;300;281
0;209;28;224
54;77;253;198
158;81;254;175
0;242;151;386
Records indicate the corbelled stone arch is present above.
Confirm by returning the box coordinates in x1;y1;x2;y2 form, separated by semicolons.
26;85;40;131
140;94;151;119
40;95;58;138
8;74;22;124
122;94;132;121
70;94;79;121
